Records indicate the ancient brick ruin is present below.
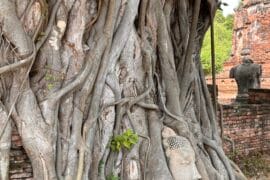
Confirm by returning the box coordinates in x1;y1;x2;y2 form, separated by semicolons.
222;104;270;155
204;0;270;161
204;0;270;155
207;0;270;103
220;95;270;155
10;128;32;179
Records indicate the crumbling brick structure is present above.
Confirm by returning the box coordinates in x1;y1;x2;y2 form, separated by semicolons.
9;127;32;179
221;103;270;155
207;0;270;103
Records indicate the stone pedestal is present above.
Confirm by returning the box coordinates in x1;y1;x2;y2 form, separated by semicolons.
235;94;249;103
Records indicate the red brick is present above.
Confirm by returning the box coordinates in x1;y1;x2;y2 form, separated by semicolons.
207;0;270;103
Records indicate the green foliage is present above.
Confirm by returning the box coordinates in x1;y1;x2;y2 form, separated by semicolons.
44;66;66;91
106;173;120;180
98;160;104;176
45;73;55;90
110;129;138;152
201;10;234;75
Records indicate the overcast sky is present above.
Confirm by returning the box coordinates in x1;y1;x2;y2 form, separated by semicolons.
221;0;241;16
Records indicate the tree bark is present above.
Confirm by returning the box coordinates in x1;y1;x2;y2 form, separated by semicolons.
0;0;247;180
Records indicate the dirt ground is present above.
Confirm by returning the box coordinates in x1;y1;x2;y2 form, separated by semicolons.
247;154;270;180
248;174;270;180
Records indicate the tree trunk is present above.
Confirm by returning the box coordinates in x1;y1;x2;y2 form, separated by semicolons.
0;0;247;179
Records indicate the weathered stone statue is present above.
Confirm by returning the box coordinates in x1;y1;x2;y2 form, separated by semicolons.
229;58;262;99
162;127;201;180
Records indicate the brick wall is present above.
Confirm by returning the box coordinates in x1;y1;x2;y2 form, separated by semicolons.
9;127;33;179
221;103;270;155
248;88;270;103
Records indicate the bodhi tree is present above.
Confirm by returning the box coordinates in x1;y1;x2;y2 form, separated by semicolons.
0;0;246;179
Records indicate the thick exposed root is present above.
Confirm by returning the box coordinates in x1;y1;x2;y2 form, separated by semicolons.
0;0;245;179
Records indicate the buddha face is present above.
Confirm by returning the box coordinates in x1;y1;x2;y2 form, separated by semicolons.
162;127;201;180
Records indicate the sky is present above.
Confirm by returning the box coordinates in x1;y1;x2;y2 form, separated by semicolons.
221;0;241;16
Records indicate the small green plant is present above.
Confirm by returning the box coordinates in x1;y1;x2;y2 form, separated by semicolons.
98;160;104;176
106;173;119;180
110;129;138;152
45;73;54;81
45;73;55;90
47;82;54;90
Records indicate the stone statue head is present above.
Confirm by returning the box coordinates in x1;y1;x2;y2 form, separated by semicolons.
162;127;201;180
